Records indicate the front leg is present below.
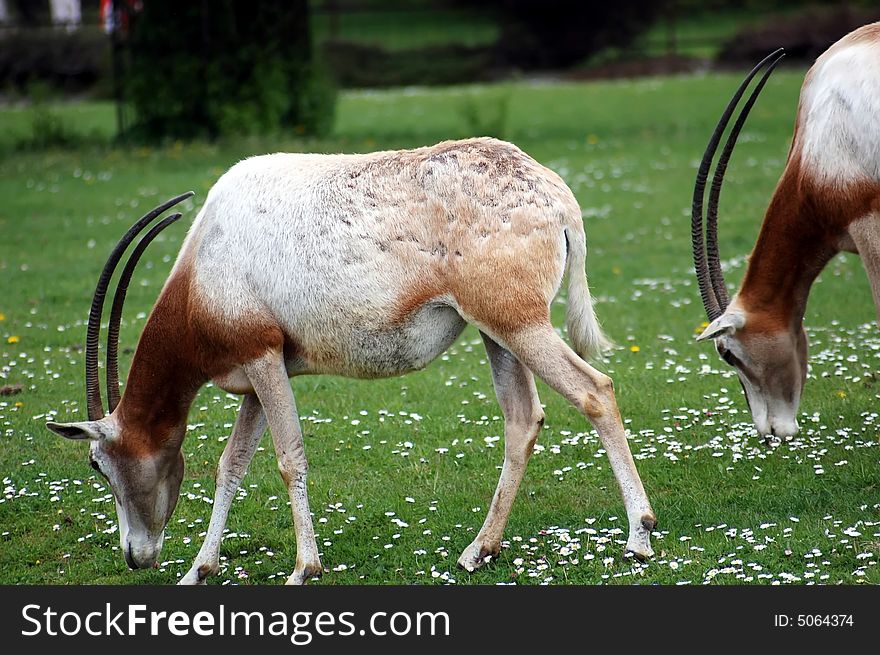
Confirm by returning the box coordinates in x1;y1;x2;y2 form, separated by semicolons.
180;393;266;585
243;350;323;585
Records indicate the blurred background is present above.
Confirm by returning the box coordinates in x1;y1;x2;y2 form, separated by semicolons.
1;0;878;146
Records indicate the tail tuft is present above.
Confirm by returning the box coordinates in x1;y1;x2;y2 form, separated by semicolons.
564;226;613;360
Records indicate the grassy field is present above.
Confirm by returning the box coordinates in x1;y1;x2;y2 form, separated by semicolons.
311;5;499;51
0;69;878;586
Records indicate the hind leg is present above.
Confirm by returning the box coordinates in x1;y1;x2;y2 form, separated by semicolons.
493;323;655;558
458;332;545;572
848;215;880;324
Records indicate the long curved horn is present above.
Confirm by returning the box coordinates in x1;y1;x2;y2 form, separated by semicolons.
692;49;784;321
85;191;194;420
106;212;184;413
706;51;785;311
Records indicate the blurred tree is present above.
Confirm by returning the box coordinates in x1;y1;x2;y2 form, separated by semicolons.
471;0;669;69
125;0;335;141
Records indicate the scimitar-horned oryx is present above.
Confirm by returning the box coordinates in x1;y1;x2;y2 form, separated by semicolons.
47;136;656;584
694;24;880;439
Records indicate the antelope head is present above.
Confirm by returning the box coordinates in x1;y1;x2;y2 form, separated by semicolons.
691;50;806;440
46;193;192;568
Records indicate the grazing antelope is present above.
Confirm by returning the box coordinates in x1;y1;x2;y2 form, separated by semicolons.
46;137;656;584
693;23;880;439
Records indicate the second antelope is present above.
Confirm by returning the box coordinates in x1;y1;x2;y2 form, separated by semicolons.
46;137;655;584
693;23;880;439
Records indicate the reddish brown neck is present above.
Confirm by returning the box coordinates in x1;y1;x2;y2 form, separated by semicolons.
114;272;210;454
116;325;205;453
738;168;836;331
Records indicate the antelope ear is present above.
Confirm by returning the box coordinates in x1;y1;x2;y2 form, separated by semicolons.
697;312;745;341
46;420;114;441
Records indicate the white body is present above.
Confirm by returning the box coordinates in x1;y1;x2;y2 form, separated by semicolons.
799;42;880;184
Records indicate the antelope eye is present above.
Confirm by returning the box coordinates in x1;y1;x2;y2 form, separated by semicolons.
89;458;101;472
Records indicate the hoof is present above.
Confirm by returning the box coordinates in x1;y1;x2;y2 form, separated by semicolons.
286;562;323;586
625;547;653;562
457;540;499;572
762;435;793;447
178;573;206;586
179;563;214;586
624;513;656;560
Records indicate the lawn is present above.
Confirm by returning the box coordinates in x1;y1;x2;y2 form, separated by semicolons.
0;69;877;585
310;4;499;51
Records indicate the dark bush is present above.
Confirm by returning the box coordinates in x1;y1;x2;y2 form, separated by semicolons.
125;0;336;141
0;27;110;94
479;0;670;70
717;5;880;66
322;0;670;87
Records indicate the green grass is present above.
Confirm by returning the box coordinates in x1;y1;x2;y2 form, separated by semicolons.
0;70;878;586
311;6;499;51
0;101;117;152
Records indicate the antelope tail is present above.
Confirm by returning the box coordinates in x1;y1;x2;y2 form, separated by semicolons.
564;224;612;360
